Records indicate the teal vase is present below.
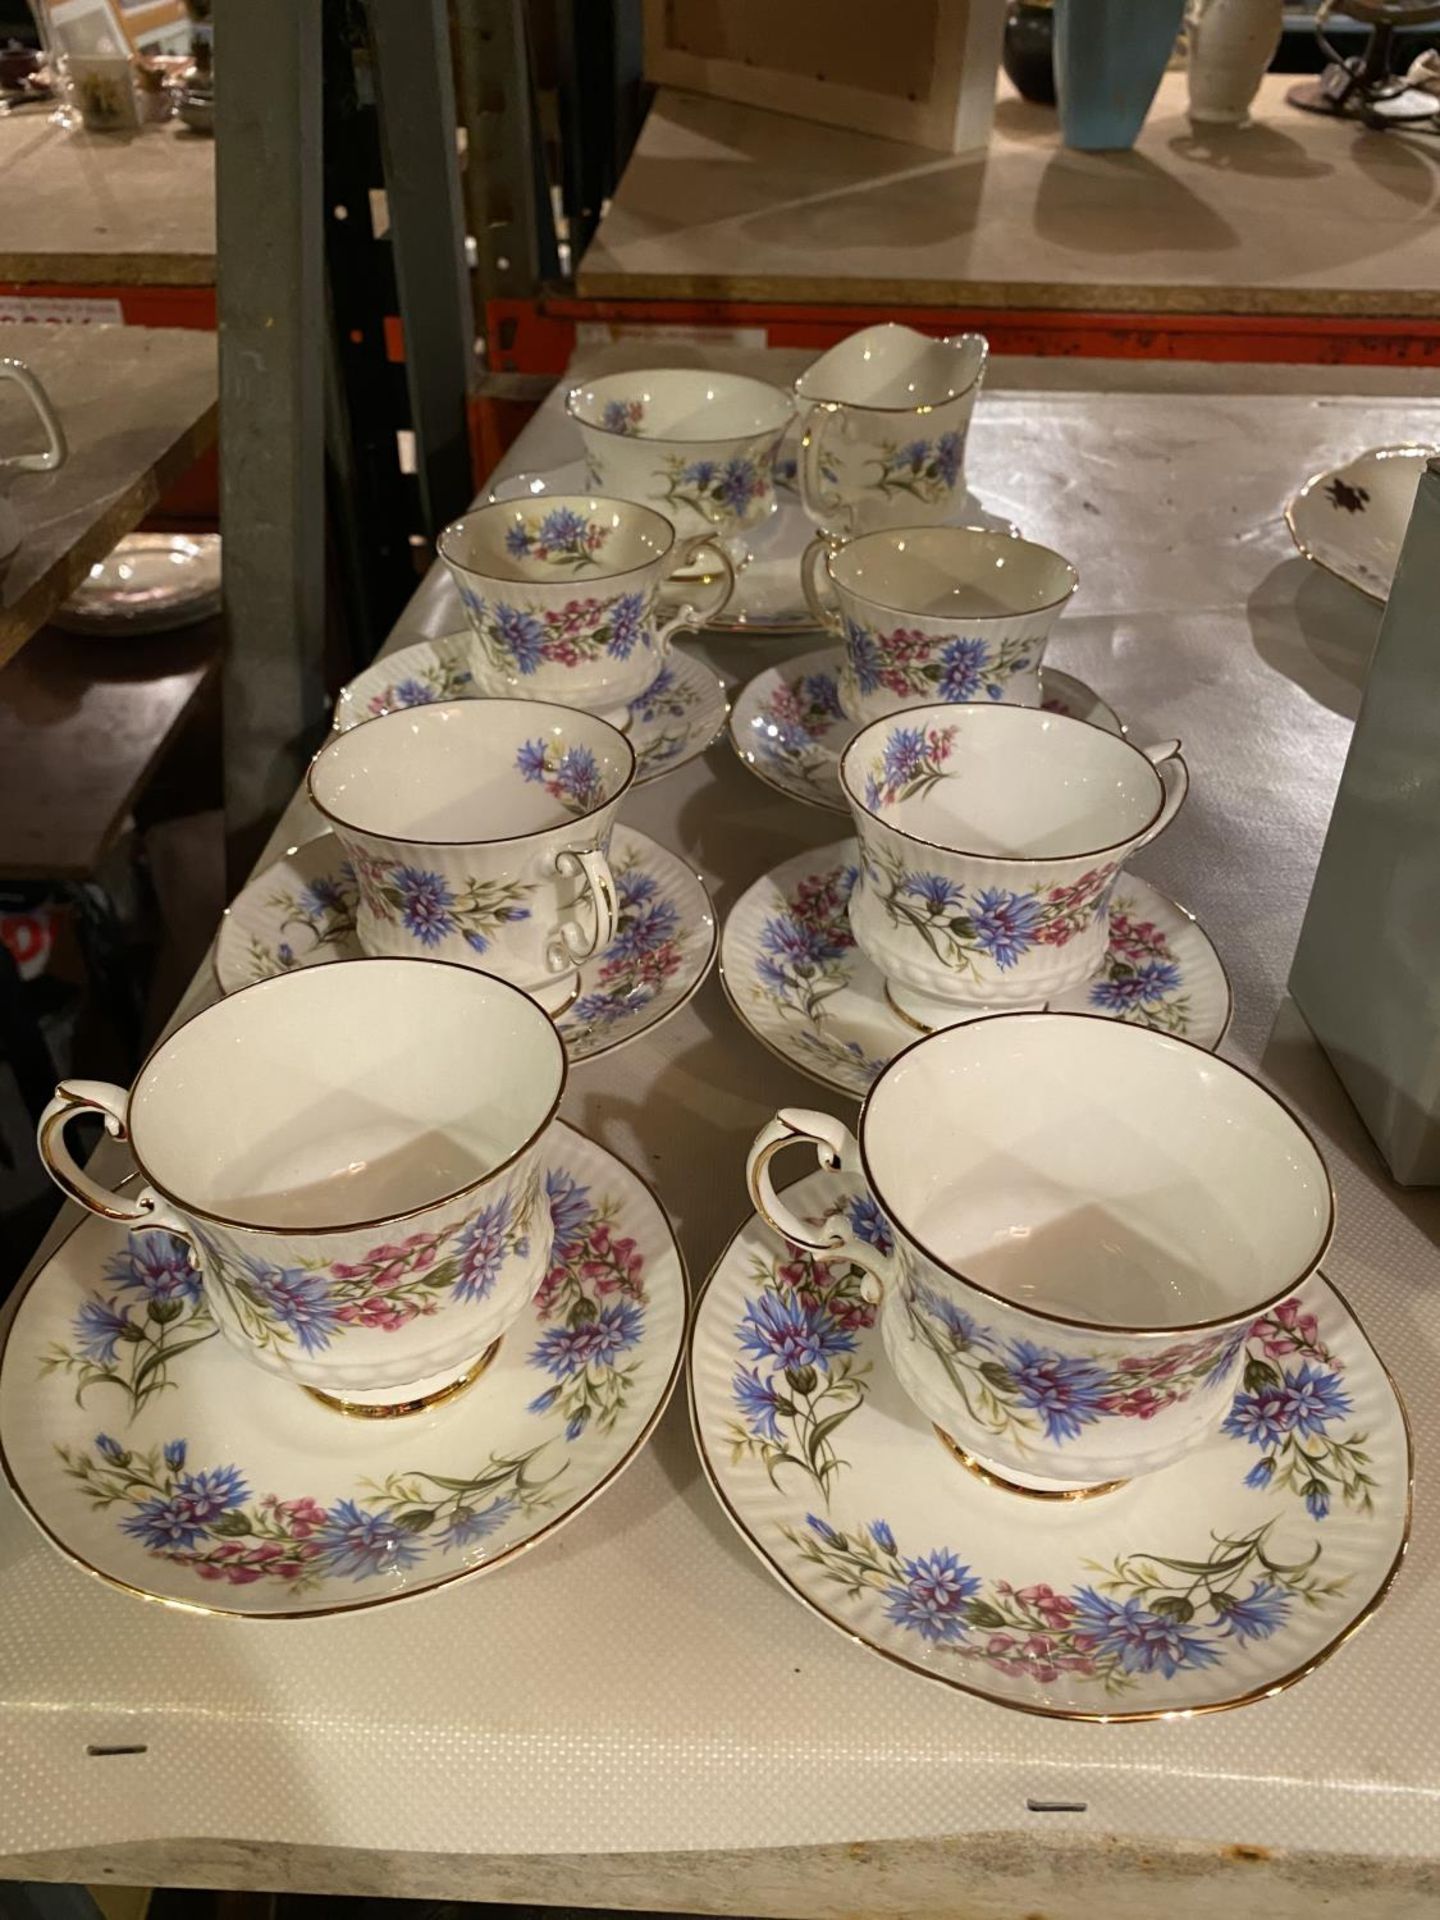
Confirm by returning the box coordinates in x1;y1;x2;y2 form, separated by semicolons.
1054;0;1185;150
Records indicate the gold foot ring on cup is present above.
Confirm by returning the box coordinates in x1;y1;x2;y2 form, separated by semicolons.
934;1426;1129;1502
303;1338;503;1420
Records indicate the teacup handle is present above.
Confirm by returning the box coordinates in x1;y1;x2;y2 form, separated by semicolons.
799;403;854;537
37;1080;193;1238
1133;740;1189;850
0;358;68;474
746;1108;892;1305
548;844;618;970
653;534;736;641
799;534;845;637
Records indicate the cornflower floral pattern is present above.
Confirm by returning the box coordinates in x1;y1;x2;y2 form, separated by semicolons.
527;1167;649;1439
363;654;474;718
242;862;358;981
845;620;1036;705
349;848;535;955
657;450;771;532
600;397;644;434
783;1512;1344;1698
42;1232;217;1419
516;736;609;817
1086;896;1191;1033
564;850;686;1030
860;840;1120;981
861;723;957;808
867;432;963;504
1224;1297;1374;1520
456;584;651;676
501;508;611;572
748;862;888;1084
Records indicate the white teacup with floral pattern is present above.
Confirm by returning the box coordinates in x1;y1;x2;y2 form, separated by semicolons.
37;959;565;1409
802;525;1078;723
309;699;633;1015
747;1012;1334;1492
795;324;988;539
565;369;793;564
839;703;1188;1032
438;495;733;724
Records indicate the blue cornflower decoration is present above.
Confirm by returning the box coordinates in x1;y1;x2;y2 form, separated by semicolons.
903;871;965;914
97;1433;125;1462
802;671;844;718
718;456;760;513
881;726;927;793
495;602;546;673
1214;1580;1291;1643
607;590;648;660
1305;1482;1331;1522
570;989;633;1026
242;1258;340;1354
1279;1363;1352;1438
863;774;883;812
845;623;885;695
539;506;587;548
1005;1340;1109;1444
299;874;350;918
1090;961;1183;1012
628;665;676;723
393;866;457;947
73;1297;134;1366
732;1365;785;1441
122;1497;208;1554
936;635;990;701
738;1289;855;1372
505;523;533;558
104;1231;202;1306
1245;1457;1276;1489
454;1193;512;1304
898;438;930;471
440;1495;517;1552
935;431;962;489
391;677;436;708
1222;1384;1294;1451
516;737;549;783
914;1281;987;1351
971;887;1043;969
602;398;638;433
164;1439;188;1471
682;458;717;488
883;1548;980;1643
1071;1588;1221;1677
846;1193;894;1255
552;744;603;811
315;1501;424;1580
618;866;659;911
806;1511;842;1545
173;1464;249;1525
610;899;680;965
759;910;847;971
869;1518;896;1554
545;1167;593;1253
531;1301;645;1380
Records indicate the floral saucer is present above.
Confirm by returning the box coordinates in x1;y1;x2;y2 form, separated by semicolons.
721;842;1230;1096
690;1165;1410;1719
0;1124;685;1617
213;826;716;1065
492;458;1019;635
335;634;727;785
1286;445;1438;604
730;645;1123;814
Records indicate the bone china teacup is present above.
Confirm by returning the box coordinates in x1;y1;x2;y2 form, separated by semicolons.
802;526;1079;724
437;494;733;723
747;1013;1334;1492
309;699;631;1015
840;703;1188;1031
565;368;793;563
795;323;988;539
38;960;565;1409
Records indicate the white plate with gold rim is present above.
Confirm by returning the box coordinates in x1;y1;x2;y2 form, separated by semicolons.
720;842;1231;1098
1;1124;684;1618
336;635;727;786
213;825;716;1066
689;1166;1410;1721
730;644;1123;815
1286;445;1438;604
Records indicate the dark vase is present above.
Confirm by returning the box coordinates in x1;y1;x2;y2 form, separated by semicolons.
1002;3;1056;108
1053;0;1185;150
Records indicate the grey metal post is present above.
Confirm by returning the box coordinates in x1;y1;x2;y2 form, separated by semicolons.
214;0;326;883
368;0;477;538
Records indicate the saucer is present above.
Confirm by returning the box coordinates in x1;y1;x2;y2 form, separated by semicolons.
730;645;1123;814
214;825;716;1065
690;1164;1410;1719
492;459;1019;635
53;532;223;637
1286;445;1438;604
0;1124;685;1617
721;842;1231;1095
335;635;727;786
